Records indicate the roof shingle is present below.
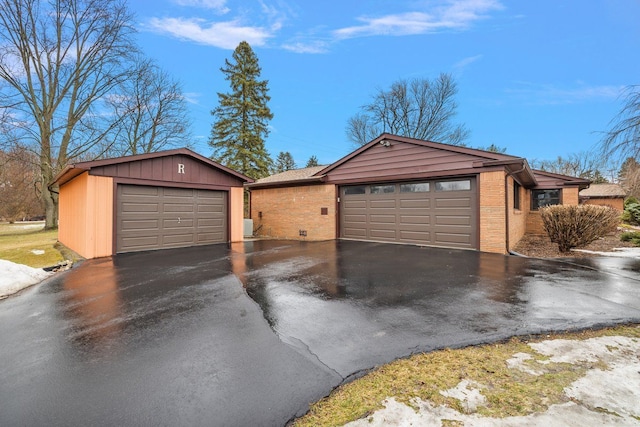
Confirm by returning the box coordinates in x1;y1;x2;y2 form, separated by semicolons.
579;183;626;198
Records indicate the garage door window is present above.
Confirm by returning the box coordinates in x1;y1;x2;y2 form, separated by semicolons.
400;182;430;193
370;184;395;194
344;186;366;195
435;180;471;191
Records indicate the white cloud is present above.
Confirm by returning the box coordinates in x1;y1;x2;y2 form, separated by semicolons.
454;54;483;70
182;92;202;105
506;81;624;105
333;0;503;39
146;17;273;49
282;40;330;54
172;0;229;13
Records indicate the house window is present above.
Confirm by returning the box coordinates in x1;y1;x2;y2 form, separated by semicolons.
532;189;561;210
513;182;521;210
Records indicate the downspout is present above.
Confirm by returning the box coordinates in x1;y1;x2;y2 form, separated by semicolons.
504;173;509;254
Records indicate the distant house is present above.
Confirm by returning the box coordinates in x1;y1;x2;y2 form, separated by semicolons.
247;134;589;255
579;183;626;211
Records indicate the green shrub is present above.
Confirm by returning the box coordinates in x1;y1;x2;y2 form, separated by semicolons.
624;196;639;208
623;202;640;225
620;231;640;246
540;205;620;253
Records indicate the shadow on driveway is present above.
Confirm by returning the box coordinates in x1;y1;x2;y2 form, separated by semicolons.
1;240;639;426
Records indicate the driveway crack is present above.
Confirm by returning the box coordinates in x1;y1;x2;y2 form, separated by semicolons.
275;330;344;381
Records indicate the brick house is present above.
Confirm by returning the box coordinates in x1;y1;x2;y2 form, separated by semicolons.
247;134;590;254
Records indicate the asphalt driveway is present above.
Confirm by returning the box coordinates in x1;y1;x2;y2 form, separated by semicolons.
1;240;639;426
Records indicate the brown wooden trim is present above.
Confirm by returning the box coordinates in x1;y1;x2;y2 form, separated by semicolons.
75;148;252;182
245;176;325;190
334;185;340;240
325;168;489;186
112;180;118;256
112;177;237;191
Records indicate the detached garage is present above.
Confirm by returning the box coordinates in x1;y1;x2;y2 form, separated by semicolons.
52;148;252;259
247;134;589;254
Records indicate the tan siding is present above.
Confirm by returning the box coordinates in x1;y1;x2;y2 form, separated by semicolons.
230;187;244;242
87;175;114;257
479;170;507;254
58;173;89;257
250;184;336;240
58;173;113;259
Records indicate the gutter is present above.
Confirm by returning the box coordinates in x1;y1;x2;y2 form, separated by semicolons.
245;175;326;190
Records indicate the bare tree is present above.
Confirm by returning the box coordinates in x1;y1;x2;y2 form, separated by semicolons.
0;0;137;229
530;151;608;182
601;85;640;162
0;147;43;222
347;73;470;147
619;157;640;198
103;57;192;157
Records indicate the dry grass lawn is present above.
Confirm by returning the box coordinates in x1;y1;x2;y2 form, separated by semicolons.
0;222;63;268
294;325;640;427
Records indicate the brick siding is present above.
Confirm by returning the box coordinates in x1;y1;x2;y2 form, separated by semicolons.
250;184;337;240
507;176;528;251
525;187;581;235
582;198;624;211
479;170;507;254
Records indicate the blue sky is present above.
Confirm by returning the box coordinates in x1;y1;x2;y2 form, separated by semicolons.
129;0;640;171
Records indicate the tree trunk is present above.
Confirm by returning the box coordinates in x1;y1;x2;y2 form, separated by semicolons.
42;176;58;230
43;187;58;229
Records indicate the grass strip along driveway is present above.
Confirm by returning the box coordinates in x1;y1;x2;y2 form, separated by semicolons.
295;324;640;426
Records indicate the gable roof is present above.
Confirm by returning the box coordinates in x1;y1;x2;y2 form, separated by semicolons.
579;183;626;198
245;134;592;191
315;133;539;187
51;148;253;187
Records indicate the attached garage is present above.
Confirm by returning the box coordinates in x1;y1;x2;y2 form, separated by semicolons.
340;178;477;249
247;134;589;254
52;148;252;259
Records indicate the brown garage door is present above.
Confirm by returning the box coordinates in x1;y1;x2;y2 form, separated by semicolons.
116;185;227;253
340;178;477;249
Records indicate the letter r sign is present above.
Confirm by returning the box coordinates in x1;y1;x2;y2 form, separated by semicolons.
178;163;185;174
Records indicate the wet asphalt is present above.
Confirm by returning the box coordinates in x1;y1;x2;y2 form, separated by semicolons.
1;240;639;427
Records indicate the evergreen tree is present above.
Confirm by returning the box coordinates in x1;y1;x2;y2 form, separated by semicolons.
209;41;273;178
483;144;507;153
306;155;319;167
274;151;295;173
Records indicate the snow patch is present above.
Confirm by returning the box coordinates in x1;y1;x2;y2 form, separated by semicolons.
571;247;640;258
343;335;640;426
0;259;52;298
30;249;45;255
440;379;486;412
